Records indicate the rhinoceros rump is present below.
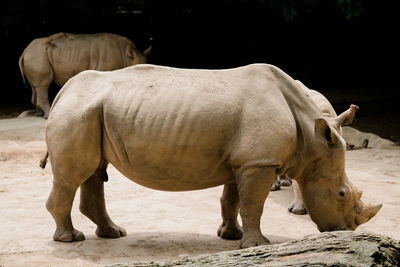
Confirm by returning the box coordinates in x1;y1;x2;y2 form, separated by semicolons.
19;32;151;118
44;64;381;248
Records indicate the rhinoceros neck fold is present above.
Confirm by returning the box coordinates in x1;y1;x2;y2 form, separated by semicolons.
269;66;324;179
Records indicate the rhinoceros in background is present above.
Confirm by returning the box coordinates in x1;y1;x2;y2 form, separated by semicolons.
19;32;151;118
43;64;381;249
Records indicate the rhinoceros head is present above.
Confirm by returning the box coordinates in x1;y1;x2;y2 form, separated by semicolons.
298;105;381;231
126;43;152;65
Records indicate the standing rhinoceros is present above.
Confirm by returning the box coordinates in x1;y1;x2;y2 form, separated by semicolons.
19;32;151;118
43;64;381;249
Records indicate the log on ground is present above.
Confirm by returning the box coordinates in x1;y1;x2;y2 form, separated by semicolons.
109;231;400;267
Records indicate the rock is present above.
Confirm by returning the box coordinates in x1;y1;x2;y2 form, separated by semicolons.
109;231;400;267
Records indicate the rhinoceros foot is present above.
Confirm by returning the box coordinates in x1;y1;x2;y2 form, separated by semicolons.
96;224;127;238
270;180;281;191
240;230;270;249
288;203;308;215
217;223;243;240
279;177;292;187
53;228;85;242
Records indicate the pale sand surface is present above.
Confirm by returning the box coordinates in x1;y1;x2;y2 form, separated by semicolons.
0;117;399;266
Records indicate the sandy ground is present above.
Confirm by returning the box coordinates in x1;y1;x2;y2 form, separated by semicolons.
0;117;399;267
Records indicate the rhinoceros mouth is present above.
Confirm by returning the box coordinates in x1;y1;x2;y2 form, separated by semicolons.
317;223;357;232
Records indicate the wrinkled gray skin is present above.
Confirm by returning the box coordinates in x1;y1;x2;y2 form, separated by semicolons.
44;64;381;249
19;32;151;118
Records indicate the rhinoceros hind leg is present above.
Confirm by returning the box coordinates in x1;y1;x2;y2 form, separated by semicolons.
29;87;45;117
31;87;37;107
35;86;51;118
218;182;243;240
279;175;292;187
236;166;275;248
79;163;127;239
270;175;281;191
46;182;85;242
46;105;103;241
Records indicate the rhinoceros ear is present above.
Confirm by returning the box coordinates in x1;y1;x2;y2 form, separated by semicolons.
334;104;359;128
126;45;137;59
315;118;338;144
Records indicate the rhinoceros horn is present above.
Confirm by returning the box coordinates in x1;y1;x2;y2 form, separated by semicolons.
334;104;359;128
356;202;382;226
142;38;153;57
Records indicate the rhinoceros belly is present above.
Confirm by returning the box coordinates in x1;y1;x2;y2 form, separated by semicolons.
101;74;242;191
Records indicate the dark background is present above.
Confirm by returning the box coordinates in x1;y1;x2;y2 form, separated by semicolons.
1;0;399;141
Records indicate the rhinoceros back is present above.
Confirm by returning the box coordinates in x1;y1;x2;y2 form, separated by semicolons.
47;33;134;85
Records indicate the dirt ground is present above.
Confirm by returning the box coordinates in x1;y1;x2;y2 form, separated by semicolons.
0;116;399;267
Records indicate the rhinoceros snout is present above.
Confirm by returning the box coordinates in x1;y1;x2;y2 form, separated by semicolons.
318;202;382;232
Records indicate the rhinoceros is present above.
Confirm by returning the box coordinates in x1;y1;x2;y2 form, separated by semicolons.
43;63;381;248
19;32;151;118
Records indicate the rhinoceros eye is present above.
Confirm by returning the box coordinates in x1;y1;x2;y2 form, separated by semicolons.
339;191;345;197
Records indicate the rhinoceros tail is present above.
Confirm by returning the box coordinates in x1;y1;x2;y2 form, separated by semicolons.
18;53;27;87
39;151;49;169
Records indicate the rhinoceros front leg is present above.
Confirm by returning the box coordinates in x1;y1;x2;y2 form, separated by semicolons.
236;166;275;248
218;181;243;240
288;180;307;215
35;86;51;118
79;165;127;239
